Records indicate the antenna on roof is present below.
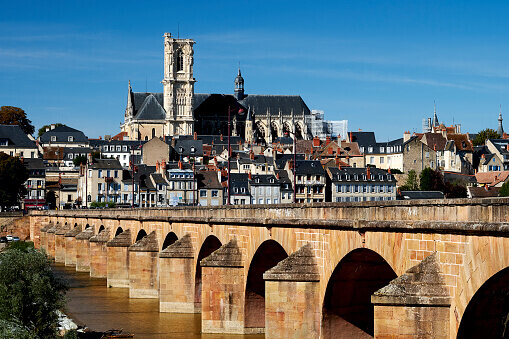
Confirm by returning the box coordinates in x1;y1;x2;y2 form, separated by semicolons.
145;77;147;93
178;22;180;39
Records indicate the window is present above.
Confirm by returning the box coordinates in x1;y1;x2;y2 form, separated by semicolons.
267;199;271;204
123;146;127;152
98;183;102;191
380;147;385;153
190;146;196;154
370;157;375;164
68;136;74;142
176;50;184;71
51;136;56;142
274;199;278;204
103;146;108;151
243;164;250;170
200;190;207;197
212;190;218;197
380;157;384;164
425;152;429;158
107;170;111;177
114;170;118;178
98;170;102;178
259;199;263;204
368;147;373;153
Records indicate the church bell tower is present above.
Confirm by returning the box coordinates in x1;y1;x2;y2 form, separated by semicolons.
162;33;196;136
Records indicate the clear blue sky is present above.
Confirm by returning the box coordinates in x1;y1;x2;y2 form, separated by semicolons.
2;0;509;141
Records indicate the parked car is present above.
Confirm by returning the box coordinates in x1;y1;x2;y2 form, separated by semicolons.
0;237;7;243
12;236;20;242
6;235;13;242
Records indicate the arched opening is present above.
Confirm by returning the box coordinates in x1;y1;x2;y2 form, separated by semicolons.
255;121;266;144
115;227;123;236
457;266;509;338
295;123;303;140
98;225;105;233
195;236;222;308
144;136;148;141
85;224;90;229
245;240;288;329
74;223;78;227
136;229;147;242
162;232;178;250
270;122;279;139
152;128;156;139
322;248;397;338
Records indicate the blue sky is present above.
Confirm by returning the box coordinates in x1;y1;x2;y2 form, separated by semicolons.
2;1;509;141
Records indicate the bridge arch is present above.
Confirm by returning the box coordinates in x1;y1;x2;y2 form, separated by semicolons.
136;229;147;242
115;227;123;236
245;239;288;330
322;248;397;338
195;235;222;308
98;225;105;233
457;266;509;338
162;232;178;250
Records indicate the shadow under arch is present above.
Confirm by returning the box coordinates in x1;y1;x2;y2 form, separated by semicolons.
136;229;147;242
162;232;178;250
322;248;397;338
457;266;509;338
195;235;222;309
115;227;123;236
245;240;288;330
98;225;105;233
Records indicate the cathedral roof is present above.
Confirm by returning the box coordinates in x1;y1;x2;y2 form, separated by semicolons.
132;92;164;113
238;95;310;117
134;94;166;120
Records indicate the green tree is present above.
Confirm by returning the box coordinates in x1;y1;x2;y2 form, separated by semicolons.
0;245;68;338
37;123;63;138
419;167;445;191
0;153;28;209
499;181;509;197
0;106;35;135
400;169;419;190
73;155;87;167
472;128;500;146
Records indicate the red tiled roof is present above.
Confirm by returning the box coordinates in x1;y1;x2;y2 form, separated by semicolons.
475;171;509;186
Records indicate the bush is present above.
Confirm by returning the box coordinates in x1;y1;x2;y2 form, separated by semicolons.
500;181;509;197
0;246;68;338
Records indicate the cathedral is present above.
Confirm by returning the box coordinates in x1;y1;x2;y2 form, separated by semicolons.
121;33;311;144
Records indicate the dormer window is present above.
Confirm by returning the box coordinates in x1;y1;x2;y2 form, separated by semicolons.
354;174;358;181
190;146;196;154
368;147;373;153
68;136;74;142
380;147;385;153
269;178;274;183
179;146;184;153
255;178;260;183
51;136;56;142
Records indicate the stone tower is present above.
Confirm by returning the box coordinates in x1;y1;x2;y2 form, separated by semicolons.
234;68;244;100
498;106;504;137
162;33;196;136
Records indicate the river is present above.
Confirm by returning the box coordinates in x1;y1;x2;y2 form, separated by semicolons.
51;264;264;339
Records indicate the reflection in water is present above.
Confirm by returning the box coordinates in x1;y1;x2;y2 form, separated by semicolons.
52;264;264;339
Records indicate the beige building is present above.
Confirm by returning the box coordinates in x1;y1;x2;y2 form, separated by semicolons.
78;159;124;207
142;137;171;166
0;125;38;158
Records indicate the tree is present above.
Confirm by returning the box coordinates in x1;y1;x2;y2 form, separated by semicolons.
472;128;500;146
37;123;63;138
500;181;509;197
399;169;419;190
0;244;68;338
0;153;28;209
73;155;87;167
419;167;446;191
0;106;34;135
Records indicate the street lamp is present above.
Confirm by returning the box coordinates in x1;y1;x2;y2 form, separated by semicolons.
227;105;244;205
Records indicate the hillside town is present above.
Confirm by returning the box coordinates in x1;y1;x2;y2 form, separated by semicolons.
3;33;509;209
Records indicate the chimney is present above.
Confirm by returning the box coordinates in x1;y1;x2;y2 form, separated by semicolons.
366;166;371;178
161;160;167;178
388;167;391;174
403;131;411;143
194;132;197;140
178;160;183;170
276;173;280;179
335;154;340;166
326;136;331;146
328;147;333;155
45;127;49;132
289;160;294;170
248;171;252;180
51;124;55;130
220;134;223;141
313;136;320;147
156;160;160;171
250;150;254;160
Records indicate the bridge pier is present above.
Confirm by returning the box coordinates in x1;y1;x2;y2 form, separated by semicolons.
54;225;70;263
372;253;450;339
64;225;81;266
89;228;110;278
39;222;52;254
75;227;95;272
46;223;58;259
201;238;247;334
159;234;197;313
263;243;321;339
129;231;159;298
107;229;132;288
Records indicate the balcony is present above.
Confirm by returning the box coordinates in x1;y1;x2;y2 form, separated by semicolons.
105;177;114;182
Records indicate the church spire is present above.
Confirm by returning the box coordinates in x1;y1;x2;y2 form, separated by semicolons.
125;79;133;119
234;65;245;100
498;105;504;137
432;101;439;128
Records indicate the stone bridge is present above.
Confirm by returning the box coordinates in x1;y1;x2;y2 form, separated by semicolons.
29;198;509;338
